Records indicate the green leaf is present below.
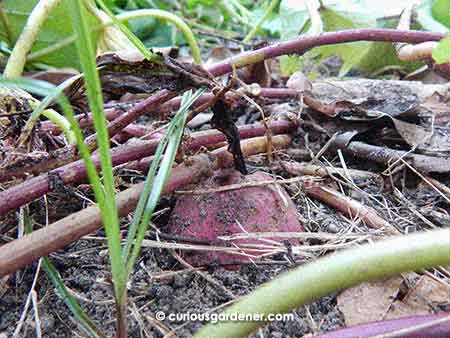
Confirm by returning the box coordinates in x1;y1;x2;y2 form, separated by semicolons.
277;0;427;76
416;0;450;33
277;0;376;76
311;7;375;76
431;0;450;28
278;0;316;75
278;0;310;40
354;16;425;74
68;0;127;305
0;0;100;69
432;36;450;64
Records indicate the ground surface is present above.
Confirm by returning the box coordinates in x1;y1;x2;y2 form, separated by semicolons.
1;65;450;338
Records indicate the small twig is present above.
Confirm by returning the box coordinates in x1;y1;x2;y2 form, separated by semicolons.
171;250;235;299
30;290;42;338
175;176;312;195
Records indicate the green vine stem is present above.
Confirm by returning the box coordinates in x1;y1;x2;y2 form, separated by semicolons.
34;103;75;144
243;0;280;44
116;9;202;64
1;0;74;140
194;229;450;338
3;0;62;78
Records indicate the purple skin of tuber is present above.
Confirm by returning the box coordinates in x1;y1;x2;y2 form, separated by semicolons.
312;312;450;338
167;170;303;268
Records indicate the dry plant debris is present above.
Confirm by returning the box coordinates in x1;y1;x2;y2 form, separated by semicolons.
1;3;450;337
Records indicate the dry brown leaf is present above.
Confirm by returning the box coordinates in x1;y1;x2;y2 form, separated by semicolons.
337;277;403;326
391;118;450;154
386;275;450;319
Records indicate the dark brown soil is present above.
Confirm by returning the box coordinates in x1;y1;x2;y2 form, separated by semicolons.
1;76;450;338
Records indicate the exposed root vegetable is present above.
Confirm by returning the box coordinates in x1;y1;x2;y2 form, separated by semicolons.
167;170;303;267
0;135;292;276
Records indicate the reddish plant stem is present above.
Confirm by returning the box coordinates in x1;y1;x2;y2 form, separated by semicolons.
85;89;176;149
0;90;176;183
39;88;299;136
208;29;445;76
0;135;291;277
312;312;450;338
0;120;297;215
38;29;446;136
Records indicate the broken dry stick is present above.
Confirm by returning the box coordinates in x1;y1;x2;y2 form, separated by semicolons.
281;161;382;183
0;135;292;276
334;138;450;174
303;180;394;231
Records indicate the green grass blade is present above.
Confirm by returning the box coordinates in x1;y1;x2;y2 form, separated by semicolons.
116;9;202;64
18;75;83;146
122;88;205;262
42;259;105;338
68;0;126;300
126;89;204;274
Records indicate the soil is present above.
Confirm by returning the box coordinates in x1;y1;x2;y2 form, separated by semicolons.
1;152;448;337
1;70;450;337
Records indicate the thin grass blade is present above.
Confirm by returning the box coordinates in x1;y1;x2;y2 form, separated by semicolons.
68;0;126;301
22;208;104;338
126;89;204;274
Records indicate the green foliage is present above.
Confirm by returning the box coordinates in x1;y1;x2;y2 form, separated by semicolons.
277;0;376;76
432;36;450;64
314;7;375;76
276;0;431;76
416;0;450;33
43;259;104;337
431;0;450;28
0;0;100;69
68;0;127;316
127;16;174;47
278;0;309;40
95;0;161;62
